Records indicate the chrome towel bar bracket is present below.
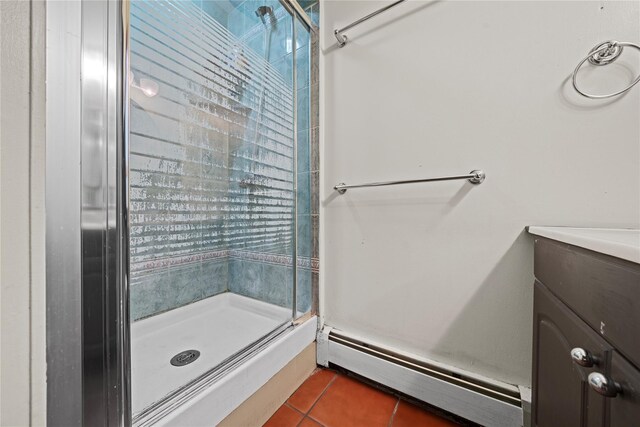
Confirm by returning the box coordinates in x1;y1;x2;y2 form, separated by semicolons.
334;0;407;47
334;170;485;194
572;40;640;99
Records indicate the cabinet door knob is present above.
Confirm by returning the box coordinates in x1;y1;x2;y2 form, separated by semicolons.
571;347;596;367
588;372;621;397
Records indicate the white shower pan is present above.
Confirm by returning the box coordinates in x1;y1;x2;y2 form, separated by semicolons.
131;292;316;424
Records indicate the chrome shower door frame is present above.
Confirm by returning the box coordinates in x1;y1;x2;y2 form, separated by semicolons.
46;0;313;425
130;0;314;424
46;1;130;426
280;0;315;321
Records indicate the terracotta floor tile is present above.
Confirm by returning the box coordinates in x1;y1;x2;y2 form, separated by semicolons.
288;369;337;413
298;417;323;427
263;404;304;427
308;374;398;427
391;401;459;427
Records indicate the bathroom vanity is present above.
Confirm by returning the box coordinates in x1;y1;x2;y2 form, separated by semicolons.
528;227;640;427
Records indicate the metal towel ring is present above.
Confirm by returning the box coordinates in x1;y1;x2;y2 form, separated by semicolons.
572;40;640;99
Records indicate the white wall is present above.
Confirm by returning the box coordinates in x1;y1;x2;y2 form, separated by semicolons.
0;1;46;424
321;0;640;387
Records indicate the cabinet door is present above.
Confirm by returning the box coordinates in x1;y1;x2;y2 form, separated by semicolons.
607;351;640;426
533;281;613;427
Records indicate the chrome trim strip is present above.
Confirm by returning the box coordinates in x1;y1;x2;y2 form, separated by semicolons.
81;1;128;425
45;1;83;424
81;2;108;422
291;4;299;321
121;1;133;424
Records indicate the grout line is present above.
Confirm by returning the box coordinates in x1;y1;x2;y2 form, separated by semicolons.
388;399;400;427
289;369;337;427
289;404;311;427
287;402;306;417
295;415;320;427
283;369;322;425
305;370;339;422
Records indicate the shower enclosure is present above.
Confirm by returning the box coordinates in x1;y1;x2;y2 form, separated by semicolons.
45;0;316;425
127;0;314;421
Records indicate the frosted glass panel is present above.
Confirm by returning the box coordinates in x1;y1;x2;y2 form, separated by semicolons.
129;0;296;320
127;0;312;416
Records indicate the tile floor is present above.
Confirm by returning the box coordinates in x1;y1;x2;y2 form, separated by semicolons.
263;369;461;427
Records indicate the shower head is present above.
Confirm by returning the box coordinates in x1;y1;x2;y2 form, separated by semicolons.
255;6;277;30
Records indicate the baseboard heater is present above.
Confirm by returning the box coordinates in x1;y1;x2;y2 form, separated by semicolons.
317;327;526;427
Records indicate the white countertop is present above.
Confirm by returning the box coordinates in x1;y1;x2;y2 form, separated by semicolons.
528;227;640;264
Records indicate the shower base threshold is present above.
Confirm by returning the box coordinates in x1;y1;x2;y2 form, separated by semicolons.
131;292;291;415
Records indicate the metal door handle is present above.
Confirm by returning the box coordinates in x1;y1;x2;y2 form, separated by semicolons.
588;372;621;397
571;347;597;367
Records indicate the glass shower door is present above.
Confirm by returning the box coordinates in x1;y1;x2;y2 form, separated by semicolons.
127;0;308;418
224;0;297;323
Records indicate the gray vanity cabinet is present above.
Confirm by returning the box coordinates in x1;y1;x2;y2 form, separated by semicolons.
532;237;640;427
533;281;609;427
609;352;640;426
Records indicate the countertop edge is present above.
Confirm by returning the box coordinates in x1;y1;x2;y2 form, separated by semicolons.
527;226;640;265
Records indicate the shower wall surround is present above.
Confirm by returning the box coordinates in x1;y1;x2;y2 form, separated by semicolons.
129;0;319;320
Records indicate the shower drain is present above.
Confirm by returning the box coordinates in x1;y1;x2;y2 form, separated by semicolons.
170;350;200;367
